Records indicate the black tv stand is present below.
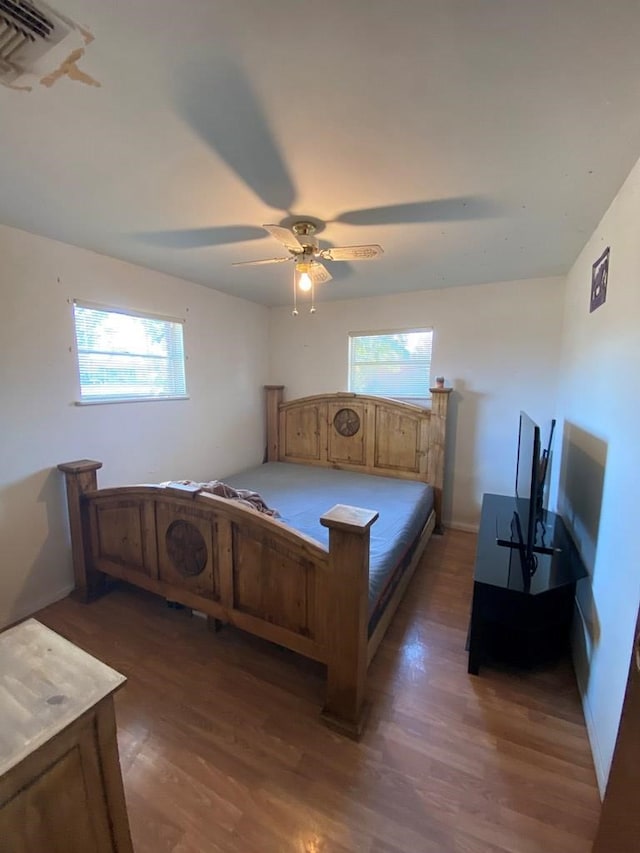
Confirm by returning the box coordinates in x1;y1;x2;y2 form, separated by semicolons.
468;494;587;675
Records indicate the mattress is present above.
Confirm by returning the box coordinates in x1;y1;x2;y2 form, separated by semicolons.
223;462;434;616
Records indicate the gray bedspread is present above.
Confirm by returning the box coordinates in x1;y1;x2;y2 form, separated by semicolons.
223;462;434;614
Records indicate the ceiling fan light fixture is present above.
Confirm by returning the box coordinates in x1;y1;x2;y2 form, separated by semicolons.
295;261;312;292
298;273;312;292
231;221;383;315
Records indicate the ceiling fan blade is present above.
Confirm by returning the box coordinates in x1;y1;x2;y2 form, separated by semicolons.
232;257;292;267
317;240;353;282
176;56;296;211
310;262;333;285
333;197;499;226
263;224;303;252
135;225;267;249
320;244;384;261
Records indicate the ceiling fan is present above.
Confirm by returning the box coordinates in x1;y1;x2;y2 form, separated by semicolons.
232;221;383;294
136;56;499;310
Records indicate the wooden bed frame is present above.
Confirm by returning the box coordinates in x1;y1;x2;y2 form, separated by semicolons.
58;386;451;737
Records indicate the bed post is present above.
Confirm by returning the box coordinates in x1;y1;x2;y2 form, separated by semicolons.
320;503;379;738
427;387;452;532
57;459;105;603
264;385;285;462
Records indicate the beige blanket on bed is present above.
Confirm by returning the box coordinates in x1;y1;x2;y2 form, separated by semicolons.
168;480;280;517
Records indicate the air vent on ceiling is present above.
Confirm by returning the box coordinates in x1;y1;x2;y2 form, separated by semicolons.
0;0;74;84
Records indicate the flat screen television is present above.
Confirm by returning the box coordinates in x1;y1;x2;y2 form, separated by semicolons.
498;411;557;574
515;411;541;557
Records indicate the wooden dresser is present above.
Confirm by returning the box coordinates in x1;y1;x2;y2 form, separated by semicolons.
0;619;133;852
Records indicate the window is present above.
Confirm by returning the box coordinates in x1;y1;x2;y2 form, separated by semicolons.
73;301;187;404
348;328;433;403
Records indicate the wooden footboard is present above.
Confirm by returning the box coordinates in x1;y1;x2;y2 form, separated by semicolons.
58;461;378;735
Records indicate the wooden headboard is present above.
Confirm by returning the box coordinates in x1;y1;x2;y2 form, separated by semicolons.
264;386;451;526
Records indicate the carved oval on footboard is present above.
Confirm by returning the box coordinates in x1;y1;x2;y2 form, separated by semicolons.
165;520;208;577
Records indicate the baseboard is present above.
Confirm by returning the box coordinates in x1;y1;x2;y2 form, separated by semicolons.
446;520;480;534
3;583;75;631
571;598;607;799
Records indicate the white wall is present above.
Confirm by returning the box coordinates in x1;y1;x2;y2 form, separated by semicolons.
549;155;640;794
0;225;268;628
268;277;565;529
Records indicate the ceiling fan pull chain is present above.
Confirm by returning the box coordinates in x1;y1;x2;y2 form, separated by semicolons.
292;271;299;316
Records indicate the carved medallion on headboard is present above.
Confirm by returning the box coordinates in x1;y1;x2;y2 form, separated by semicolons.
328;401;366;465
333;408;361;437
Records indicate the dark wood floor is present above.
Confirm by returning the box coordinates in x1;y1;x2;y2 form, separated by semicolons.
36;530;600;852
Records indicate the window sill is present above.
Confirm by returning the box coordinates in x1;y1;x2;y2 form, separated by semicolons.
74;395;190;406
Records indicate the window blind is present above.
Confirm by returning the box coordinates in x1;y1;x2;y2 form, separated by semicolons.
73;302;187;403
348;329;433;401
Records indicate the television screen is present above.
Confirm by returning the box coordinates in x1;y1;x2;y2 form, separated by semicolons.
496;412;558;570
515;411;541;558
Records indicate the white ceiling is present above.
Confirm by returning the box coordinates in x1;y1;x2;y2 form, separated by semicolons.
2;0;640;306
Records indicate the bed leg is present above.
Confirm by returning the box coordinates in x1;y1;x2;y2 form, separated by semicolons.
320;504;379;739
58;460;107;603
207;616;223;633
